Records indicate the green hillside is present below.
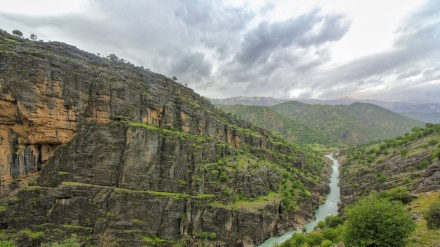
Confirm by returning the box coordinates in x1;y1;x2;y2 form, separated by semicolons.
218;105;342;147
339;123;440;246
271;101;424;145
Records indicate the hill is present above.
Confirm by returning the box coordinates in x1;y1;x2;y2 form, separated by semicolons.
271;101;424;145
339;124;440;246
218;104;343;147
210;96;288;106
400;112;440;124
0;29;330;246
211;96;440;123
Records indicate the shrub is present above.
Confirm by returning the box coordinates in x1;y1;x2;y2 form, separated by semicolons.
424;201;440;229
400;149;408;156
321;239;333;247
417;160;430;170
208;232;217;240
324;215;343;228
378;186;414;204
219;172;228;182
283;233;306;247
0;240;16;247
343;193;416;247
305;232;323;246
432;149;440;161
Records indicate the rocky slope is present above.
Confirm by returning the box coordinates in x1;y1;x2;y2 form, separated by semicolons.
0;30;330;246
339;123;440;206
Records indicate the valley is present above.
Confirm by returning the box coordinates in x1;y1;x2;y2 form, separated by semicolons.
0;27;439;247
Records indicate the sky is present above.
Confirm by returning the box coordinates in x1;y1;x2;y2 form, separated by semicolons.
1;0;439;103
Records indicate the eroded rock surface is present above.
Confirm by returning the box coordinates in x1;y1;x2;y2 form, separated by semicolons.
0;30;329;246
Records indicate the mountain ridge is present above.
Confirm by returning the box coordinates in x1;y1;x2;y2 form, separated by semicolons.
211;96;440;123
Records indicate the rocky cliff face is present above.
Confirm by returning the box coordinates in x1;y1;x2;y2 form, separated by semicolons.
0;30;329;246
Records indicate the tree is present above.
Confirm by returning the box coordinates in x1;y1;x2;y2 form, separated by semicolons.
172;76;178;81
107;54;118;61
12;29;23;37
30;34;37;41
424;201;440;229
343;193;416;247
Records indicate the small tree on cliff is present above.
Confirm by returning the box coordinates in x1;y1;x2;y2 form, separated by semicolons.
343;193;415;247
107;53;118;61
12;29;23;37
30;34;37;41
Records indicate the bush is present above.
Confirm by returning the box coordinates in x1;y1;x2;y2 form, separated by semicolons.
219;172;228;182
324;215;343;228
378;186;414;204
305;232;323;246
208;232;217;240
432;149;440;161
424;201;440;229
321;239;333;247
0;240;16;247
283;233;306;247
343;193;416;247
417;160;430;170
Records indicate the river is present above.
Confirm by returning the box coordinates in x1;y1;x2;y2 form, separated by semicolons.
257;154;340;247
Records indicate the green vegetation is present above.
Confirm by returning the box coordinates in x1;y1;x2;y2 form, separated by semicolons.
343;193;416;247
424;201;440;229
30;34;37;41
20;229;44;238
0;240;16;247
278;215;344;247
12;29;23;37
40;234;82;247
218;104;341;147
219;101;423;149
408;191;440;246
341;123;440;198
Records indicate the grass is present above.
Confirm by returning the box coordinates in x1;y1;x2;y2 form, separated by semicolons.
20;229;44;238
0;205;7;212
209;192;280;212
407;190;440;247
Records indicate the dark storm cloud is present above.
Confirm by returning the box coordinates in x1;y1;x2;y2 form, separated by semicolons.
235;9;350;65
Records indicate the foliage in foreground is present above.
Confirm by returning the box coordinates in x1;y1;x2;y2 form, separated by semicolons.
278;215;344;247
343;193;416;247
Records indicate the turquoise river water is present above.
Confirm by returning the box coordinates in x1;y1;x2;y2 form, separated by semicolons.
257;154;340;247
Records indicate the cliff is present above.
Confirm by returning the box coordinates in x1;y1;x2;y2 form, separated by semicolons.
0;30;330;246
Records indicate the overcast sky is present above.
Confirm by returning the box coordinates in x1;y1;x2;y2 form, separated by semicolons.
1;0;439;102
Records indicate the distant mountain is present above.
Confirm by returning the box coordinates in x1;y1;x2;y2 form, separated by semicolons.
296;97;440;114
218;105;342;147
270;101;424;145
210;96;288;106
399;112;440;124
210;96;440;123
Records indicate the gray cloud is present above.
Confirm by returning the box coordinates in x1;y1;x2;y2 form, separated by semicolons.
0;0;439;102
235;9;350;65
